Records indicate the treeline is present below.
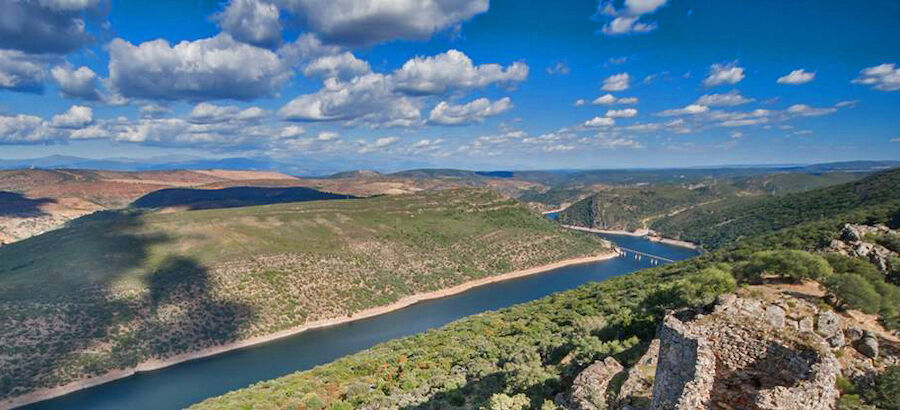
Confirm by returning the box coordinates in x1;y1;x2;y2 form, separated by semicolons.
652;168;900;249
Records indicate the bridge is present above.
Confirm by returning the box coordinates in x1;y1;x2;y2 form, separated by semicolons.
616;247;675;264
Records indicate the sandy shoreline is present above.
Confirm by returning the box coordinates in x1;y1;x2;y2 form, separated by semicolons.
561;225;698;250
1;252;617;410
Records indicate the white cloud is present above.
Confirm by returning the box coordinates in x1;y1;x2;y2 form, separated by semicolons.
602;16;656;35
598;0;667;35
50;65;102;100
302;52;371;80
891;138;900;143
392;49;528;95
592;93;638;105
658;104;709;116
703;62;745;87
602;72;630;91
777;69;816;85
584;116;615;127
139;104;171;119
0;114;53;143
546;61;570;75
189;103;268;124
835;100;858;108
574;99;586;107
0;50;47;92
852;63;900;91
279;73;422;127
278;125;305;138
214;0;282;48
280;0;489;47
108;34;293;101
595;134;644;149
605;108;638;118
316;131;339;141
786;104;837;117
695;90;753;107
428;97;512;125
51;105;92;128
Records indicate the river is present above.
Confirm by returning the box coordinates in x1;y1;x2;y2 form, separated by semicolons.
23;234;695;410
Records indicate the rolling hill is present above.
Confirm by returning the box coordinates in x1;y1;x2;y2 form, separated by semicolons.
0;189;609;402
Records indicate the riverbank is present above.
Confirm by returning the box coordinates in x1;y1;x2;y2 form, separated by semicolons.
1;251;617;410
561;225;698;250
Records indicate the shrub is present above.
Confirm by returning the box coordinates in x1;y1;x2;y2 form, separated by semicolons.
825;274;882;314
735;250;833;283
675;267;736;306
861;366;900;410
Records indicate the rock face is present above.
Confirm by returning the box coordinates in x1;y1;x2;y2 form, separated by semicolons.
617;339;660;410
817;311;845;348
829;224;899;276
857;333;879;359
563;356;624;410
649;295;841;410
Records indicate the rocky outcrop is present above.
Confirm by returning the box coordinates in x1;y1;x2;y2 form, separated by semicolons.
649;294;841;410
829;224;898;275
617;340;660;410
560;357;624;410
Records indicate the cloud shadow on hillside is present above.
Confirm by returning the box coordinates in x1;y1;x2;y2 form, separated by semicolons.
0;191;55;217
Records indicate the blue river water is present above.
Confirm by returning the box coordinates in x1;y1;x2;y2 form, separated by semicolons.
23;234;696;410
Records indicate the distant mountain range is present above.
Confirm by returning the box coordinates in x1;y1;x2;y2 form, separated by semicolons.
0;155;897;178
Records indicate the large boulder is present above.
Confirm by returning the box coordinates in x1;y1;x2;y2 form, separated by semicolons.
563;356;624;410
856;333;879;359
817;311;845;348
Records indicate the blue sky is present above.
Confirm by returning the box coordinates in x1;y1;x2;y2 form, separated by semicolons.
0;0;898;171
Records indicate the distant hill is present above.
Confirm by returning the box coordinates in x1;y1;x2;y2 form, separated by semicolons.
652;168;900;248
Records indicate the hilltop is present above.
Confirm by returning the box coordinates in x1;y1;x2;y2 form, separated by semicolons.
0;169;301;245
0;189;610;404
193;170;900;410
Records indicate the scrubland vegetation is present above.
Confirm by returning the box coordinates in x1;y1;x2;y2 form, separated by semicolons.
0;189;608;400
194;169;900;409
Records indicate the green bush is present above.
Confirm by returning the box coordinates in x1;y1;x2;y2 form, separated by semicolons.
861;366;900;410
735;250;833;283
675;267;736;306
825;274;882;314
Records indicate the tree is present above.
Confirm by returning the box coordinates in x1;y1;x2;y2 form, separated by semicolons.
736;250;833;283
825;274;882;314
861;366;900;410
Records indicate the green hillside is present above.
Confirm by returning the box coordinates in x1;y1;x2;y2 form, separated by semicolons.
0;189;608;400
193;171;900;410
652;168;900;248
555;171;868;232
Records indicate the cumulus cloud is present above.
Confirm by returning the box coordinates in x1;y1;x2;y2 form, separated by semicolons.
281;49;526;127
595;134;644;149
605;108;638;118
302;52;371;80
51;105;92;128
0;114;53;143
602;73;630;91
214;0;282;48
50;65;102;100
188;103;268;124
0;0;106;54
108;34;293;101
428;97;512;125
139;104;171;119
356;136;399;153
0;51;47;93
695;90;753;107
279;73;422;127
574;99;586;107
658;104;709;116
392;49;528;95
592;93;638;105
597;0;667;35
703;62;745;87
584;116;615;127
852;63;900;91
281;0;489;47
777;69;816;85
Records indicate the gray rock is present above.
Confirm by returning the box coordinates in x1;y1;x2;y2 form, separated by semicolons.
817;311;842;336
857;334;879;359
566;356;624;410
798;317;814;332
847;326;864;342
765;305;786;328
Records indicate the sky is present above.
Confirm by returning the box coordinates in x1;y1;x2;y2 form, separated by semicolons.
0;0;898;171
